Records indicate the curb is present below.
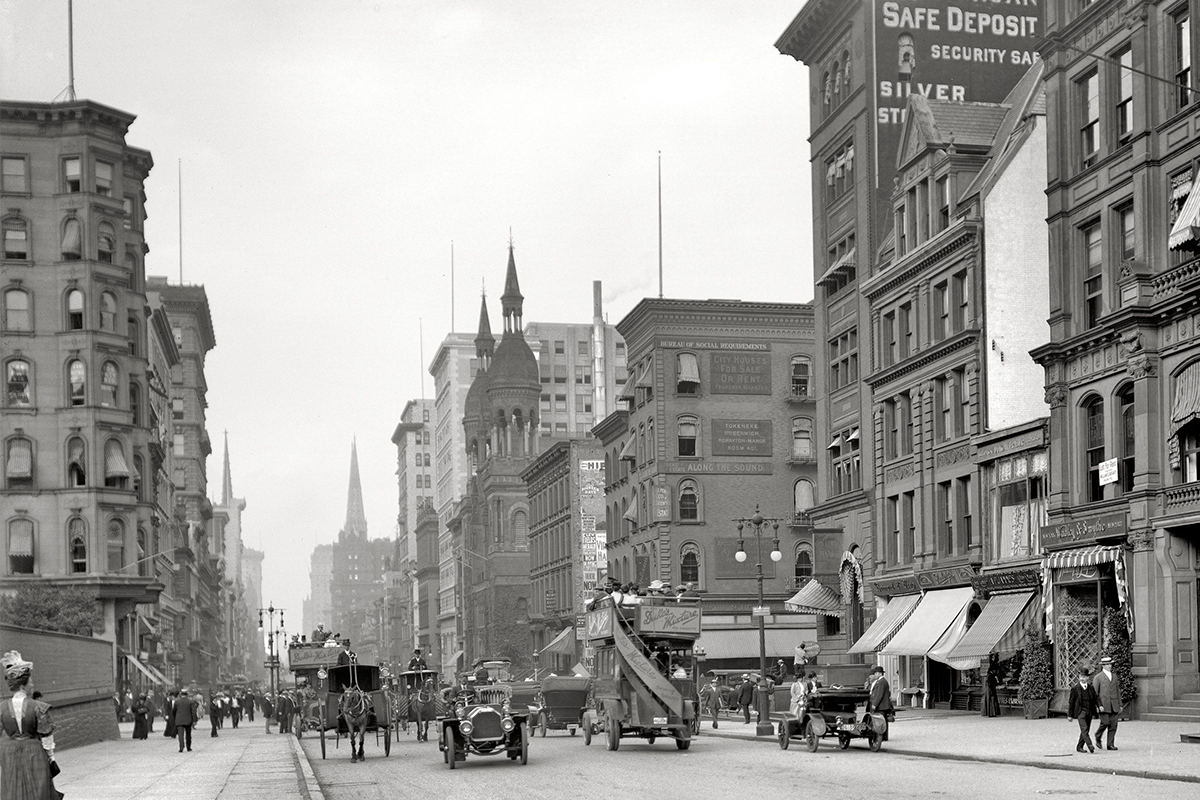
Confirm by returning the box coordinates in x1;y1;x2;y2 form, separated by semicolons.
289;733;326;800
701;727;1200;785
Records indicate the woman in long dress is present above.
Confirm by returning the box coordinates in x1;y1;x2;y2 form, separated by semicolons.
132;693;150;739
0;650;63;800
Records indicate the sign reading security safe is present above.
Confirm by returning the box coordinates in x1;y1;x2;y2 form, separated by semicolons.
712;420;772;456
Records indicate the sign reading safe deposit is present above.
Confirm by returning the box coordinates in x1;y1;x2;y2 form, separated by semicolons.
712;420;772;456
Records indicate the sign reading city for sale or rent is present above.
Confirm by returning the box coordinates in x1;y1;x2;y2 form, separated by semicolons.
1098;458;1119;486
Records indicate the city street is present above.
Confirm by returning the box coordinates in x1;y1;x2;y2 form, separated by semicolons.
301;730;1189;800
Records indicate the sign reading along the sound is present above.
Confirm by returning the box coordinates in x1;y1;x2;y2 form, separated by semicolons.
873;0;1044;181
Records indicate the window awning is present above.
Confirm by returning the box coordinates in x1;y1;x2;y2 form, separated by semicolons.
125;654;164;685
67;437;84;467
926;593;974;667
827;434;842;451
1043;543;1132;641
138;616;159;636
678;353;700;384
1043;544;1123;569
542;626;577;656
105;440;130;477
784;580;842;617
1172;361;1200;432
622;504;639;523
847;428;860;441
1169;183;1200;249
880;587;975;657
635;360;654;389
6;439;32;478
61;218;81;257
847;593;921;654
696;628;807;660
619;434;636;462
446;649;465;666
942;591;1037;670
817;247;857;287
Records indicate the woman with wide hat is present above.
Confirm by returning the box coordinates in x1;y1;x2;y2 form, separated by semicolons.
0;650;63;799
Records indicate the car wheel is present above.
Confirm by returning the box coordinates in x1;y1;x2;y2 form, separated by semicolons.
539;712;547;738
675;727;691;751
647;733;656;745
779;722;790;750
583;723;592;746
869;733;883;753
806;730;820;753
838;734;850;750
444;727;457;770
519;723;529;765
606;716;621;751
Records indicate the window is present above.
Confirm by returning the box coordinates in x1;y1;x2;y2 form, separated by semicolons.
677;416;698;457
679;480;699;521
955;475;974;550
1085;396;1106;502
1080;71;1100;168
794;479;814;515
67;289;84;330
95;161;113;197
831;427;861;495
554;393;566;411
792;418;813;460
123;196;136;230
6;359;30;406
936;481;953;556
896;204;908;254
934;281;950;340
578;340;589;357
884;400;898;460
414;452;422;466
3;289;29;331
899;303;914;359
1169;169;1194;265
513;510;528;551
1117;203;1135;261
61;218;81;260
100;361;118;407
68;359;85;406
882;311;896;367
677;352;700;394
172;326;182;347
935;175;950;232
133;455;144;500
1;157;27;193
1082;221;1103;329
985;451;1049;561
97;222;115;263
1183;422;1200;483
574;394;592;413
680;542;700;584
554;341;565;355
1115;48;1133;139
104;439;129;489
69;517;87;572
954;367;969;437
100;291;117;331
615;342;625;359
793;544;813;587
540;393;551;412
886;495;900;565
574;365;592;385
901;491;915;565
423;453;431;467
1176;10;1192;110
899;392;913;454
171;397;184;420
173;433;185;457
67;436;86;487
1118;384;1135;494
829;329;858;391
825;140;855;202
3;218;28;259
554;365;567;384
790;356;810;397
127;316;139;355
106;518;125;572
64;157;81;192
952;270;970;331
5;438;33;488
8;519;34;575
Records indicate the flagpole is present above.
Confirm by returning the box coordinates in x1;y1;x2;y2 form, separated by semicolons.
658;151;663;299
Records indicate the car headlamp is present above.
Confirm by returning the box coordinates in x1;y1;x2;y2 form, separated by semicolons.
460;720;473;735
456;705;467;719
501;717;515;732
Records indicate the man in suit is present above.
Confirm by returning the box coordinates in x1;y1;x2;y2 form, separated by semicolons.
1068;667;1098;753
276;691;295;735
866;666;895;721
336;640;357;667
736;675;755;724
172;690;199;752
1092;655;1121;750
407;648;428;671
207;694;221;737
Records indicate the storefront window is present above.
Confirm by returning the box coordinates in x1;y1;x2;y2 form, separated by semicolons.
985;450;1049;561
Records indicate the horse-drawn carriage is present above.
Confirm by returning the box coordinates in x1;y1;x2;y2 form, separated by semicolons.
316;663;394;761
392;669;442;742
287;642;343;736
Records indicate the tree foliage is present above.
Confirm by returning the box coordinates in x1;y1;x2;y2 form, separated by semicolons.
0;584;101;636
1017;629;1054;702
1102;607;1138;705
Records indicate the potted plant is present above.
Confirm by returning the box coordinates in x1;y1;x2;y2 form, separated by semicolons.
1102;608;1137;719
1016;630;1053;719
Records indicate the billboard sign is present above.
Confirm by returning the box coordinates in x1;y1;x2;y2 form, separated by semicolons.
712;420;773;457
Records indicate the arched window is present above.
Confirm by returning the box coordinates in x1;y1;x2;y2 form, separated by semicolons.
97;222;115;263
3;217;28;260
676;352;700;394
68;517;87;573
61;218;82;260
1084;396;1105;502
101;361;118;407
5;437;33;489
680;542;700;585
106;518;126;572
792;418;813;460
1117;384;1135;494
677;416;698;457
4;288;30;331
790;355;811;397
794;479;815;514
6;359;31;407
67;289;85;330
513;510;528;551
8;519;34;574
67;436;86;487
100;291;117;331
679;479;699;521
794;543;813;587
68;359;85;406
104;438;130;489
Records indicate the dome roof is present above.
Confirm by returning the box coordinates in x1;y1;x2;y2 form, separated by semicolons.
464;367;490;428
487;336;540;391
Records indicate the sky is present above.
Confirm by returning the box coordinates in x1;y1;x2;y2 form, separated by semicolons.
1;1;814;632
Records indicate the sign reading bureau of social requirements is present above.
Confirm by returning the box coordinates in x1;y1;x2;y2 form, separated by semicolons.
874;0;1044;184
712;420;772;457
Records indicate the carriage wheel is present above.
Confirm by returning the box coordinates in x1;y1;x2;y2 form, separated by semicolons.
519;723;529;765
445;727;457;770
647;733;656;745
320;723;326;759
778;722;790;750
539;712;548;738
583;723;592;746
384;724;391;757
806;729;820;752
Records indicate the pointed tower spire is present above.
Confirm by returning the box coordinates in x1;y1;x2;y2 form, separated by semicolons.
221;431;233;506
344;438;368;538
500;242;524;336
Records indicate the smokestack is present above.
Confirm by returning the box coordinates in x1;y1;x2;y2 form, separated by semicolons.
592;281;607;421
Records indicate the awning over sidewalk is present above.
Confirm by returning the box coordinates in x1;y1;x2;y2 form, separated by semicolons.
541;626;577;656
881;587;975;657
847;593;921;655
125;654;163;685
144;662;170;685
696;629;801;660
784;580;842;617
942;591;1037;670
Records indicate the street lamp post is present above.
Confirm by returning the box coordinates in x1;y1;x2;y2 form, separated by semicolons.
733;504;782;737
258;603;284;732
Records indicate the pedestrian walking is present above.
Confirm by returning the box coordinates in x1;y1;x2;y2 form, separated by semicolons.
208;695;221;737
147;693;157;733
230;694;241;728
1092;655;1121;750
132;693;150;740
1068;667;1098;753
172;690;198;752
736;674;754;724
701;678;721;729
981;654;1000;718
162;690;177;739
261;693;275;731
245;691;256;723
0;650;63;800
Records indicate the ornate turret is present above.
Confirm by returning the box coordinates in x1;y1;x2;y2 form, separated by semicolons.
463;292;494;463
486;243;540;459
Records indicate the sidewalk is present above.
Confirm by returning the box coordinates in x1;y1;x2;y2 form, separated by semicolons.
53;720;324;800
705;707;1200;784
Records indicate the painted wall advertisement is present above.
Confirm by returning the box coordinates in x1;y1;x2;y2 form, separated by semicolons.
576;458;608;667
712;420;773;457
873;0;1044;183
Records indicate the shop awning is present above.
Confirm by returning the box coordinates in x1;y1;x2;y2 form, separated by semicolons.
940;591;1035;670
784;580;842;617
1043;544;1132;640
817;247;857;287
125;655;163;685
447;649;465;666
1172;361;1200;431
1044;544;1123;569
881;587;975;657
145;662;170;685
105;440;130;478
696;628;806;660
847;593;921;654
542;626;577;656
1169;183;1200;249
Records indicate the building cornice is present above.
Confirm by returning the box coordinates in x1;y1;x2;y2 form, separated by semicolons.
862;224;976;302
865;329;978;389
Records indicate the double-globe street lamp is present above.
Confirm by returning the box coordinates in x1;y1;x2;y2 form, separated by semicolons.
258;603;285;731
733;505;782;737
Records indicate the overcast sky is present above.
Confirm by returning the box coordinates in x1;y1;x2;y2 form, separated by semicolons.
2;1;814;635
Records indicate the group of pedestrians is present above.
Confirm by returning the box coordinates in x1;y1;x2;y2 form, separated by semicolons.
1067;655;1123;753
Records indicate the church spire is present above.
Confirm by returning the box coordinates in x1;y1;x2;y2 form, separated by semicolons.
344;438;368;538
475;290;494;368
221;431;233;506
500;241;524;336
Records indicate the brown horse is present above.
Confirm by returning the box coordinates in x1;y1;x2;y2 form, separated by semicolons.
340;686;371;763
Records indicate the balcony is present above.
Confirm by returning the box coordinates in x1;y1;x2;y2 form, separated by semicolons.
786;512;813;529
786;386;815;404
786;453;818;467
1162;483;1200;515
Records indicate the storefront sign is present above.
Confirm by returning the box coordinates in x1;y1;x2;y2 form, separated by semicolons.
287;647;342;669
1039;513;1127;550
970;567;1041;595
653;485;672;521
637;604;702;636
661;461;773;475
915;565;977;590
655;338;770;352
577;458;607;617
1098;458;1118;486
869;574;921;596
712;420;773;456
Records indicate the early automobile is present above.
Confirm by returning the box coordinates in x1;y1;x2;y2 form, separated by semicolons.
777;686;888;753
531;675;591;737
438;683;531;768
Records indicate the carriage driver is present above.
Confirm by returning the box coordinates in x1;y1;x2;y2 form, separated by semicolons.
407;648;427;671
336;639;358;667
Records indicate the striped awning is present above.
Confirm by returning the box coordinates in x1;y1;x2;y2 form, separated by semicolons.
6;438;32;478
847;593;921;655
61;218;81;257
881;587;975;657
784;580;842;617
1044;544;1123;569
619;433;636;462
1172;361;1200;431
541;626;577;656
678;353;699;384
635;360;654;389
817;247;857;286
942;591;1035;670
1169;182;1200;249
125;655;163;685
1043;545;1133;641
105;440;130;477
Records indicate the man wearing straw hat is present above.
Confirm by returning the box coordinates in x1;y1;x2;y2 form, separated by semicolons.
1092;655;1121;750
